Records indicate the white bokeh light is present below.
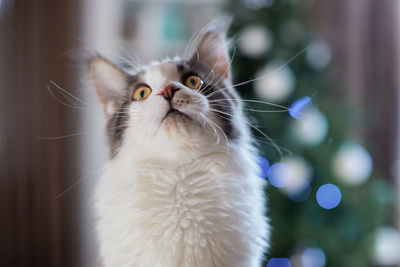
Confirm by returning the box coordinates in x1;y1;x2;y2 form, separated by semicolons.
238;25;273;58
306;40;331;69
253;60;296;102
332;141;373;186
268;163;292;188
267;156;312;201
374;227;400;265
280;156;312;196
290;107;329;146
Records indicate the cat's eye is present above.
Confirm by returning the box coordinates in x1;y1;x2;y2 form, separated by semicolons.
132;86;152;101
183;75;203;90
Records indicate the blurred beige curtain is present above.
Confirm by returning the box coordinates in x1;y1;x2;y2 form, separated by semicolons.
0;1;82;266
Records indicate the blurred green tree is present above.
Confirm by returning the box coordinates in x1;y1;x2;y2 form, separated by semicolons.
226;0;397;266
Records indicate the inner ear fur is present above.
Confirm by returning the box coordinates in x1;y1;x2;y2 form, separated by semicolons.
187;18;232;80
90;57;129;117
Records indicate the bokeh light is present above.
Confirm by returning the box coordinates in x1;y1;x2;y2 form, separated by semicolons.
301;247;326;267
306;40;332;69
280;156;312;198
254;60;296;102
287;180;311;202
289;96;311;119
258;156;270;179
374;227;400;265
268;163;292;188
332;140;373;186
316;184;341;209
267;257;292;267
267;156;312;202
238;25;274;58
290;107;328;146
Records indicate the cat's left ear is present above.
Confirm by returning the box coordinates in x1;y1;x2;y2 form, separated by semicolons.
90;57;129;117
187;17;232;80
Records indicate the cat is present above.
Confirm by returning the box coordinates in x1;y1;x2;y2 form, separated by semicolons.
90;18;270;267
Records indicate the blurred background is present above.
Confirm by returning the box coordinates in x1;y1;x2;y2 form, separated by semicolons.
0;0;399;266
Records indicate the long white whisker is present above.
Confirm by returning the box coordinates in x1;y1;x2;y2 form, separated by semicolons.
55;165;107;199
47;85;85;110
201;114;230;154
199;114;219;145
209;108;283;157
210;47;237;87
37;123;129;140
36;131;88;140
210;103;289;113
210;98;290;110
206;46;310;98
49;80;90;106
233;46;310;88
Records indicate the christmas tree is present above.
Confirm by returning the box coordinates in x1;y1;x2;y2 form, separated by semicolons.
226;0;397;266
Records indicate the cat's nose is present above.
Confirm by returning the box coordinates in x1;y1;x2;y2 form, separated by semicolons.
157;84;180;100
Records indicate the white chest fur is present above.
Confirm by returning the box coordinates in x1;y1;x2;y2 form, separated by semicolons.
95;148;269;267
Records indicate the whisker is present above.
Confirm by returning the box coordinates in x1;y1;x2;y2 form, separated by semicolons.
209;108;283;157
37;123;129;140
210;47;237;87
206;46;310;99
210;98;290;110
199;114;219;144
55;165;107;199
201;114;230;154
46;85;85;110
231;46;309;89
252;136;293;156
36;131;88;140
210;103;289;113
49;80;90;106
198;62;219;94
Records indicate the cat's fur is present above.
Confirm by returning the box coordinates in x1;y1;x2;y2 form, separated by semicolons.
90;19;270;267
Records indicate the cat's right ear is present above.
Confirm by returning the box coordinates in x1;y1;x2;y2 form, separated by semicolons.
90;57;129;117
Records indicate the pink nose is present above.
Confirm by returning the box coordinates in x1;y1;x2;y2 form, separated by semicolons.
157;84;180;100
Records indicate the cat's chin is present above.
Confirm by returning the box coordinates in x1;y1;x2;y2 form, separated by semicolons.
162;109;193;130
162;109;188;121
161;111;207;140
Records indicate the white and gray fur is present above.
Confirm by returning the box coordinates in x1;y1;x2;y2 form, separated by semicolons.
90;19;270;267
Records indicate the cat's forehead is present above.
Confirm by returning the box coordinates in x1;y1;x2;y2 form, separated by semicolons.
144;62;179;83
138;60;188;90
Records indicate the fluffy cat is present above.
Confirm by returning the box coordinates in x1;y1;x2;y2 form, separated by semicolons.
90;19;270;267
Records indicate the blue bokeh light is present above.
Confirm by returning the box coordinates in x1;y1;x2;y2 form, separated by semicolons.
267;258;292;267
316;184;342;209
258;156;270;179
268;163;291;188
302;247;326;267
288;180;311;202
289;96;311;119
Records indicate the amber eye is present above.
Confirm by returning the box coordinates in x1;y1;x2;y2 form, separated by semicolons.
183;75;203;89
132;86;152;101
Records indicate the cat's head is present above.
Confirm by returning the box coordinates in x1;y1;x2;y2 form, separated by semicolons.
90;19;244;163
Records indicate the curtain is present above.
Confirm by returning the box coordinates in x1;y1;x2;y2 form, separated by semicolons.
0;1;82;266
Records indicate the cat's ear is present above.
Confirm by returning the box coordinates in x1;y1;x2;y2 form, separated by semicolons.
90;57;129;117
188;17;232;80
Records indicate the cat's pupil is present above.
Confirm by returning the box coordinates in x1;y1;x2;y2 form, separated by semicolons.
140;90;145;98
190;79;196;86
